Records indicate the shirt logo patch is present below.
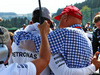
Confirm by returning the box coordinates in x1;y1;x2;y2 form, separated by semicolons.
17;64;28;68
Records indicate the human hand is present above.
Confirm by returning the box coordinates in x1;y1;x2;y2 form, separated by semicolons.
92;51;100;71
38;20;50;36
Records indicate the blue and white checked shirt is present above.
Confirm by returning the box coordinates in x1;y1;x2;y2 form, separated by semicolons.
13;24;93;68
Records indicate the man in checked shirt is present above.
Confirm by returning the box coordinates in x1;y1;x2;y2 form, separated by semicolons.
13;5;100;75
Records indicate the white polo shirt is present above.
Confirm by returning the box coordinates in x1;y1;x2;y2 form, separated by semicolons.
9;42;50;75
0;62;36;75
9;23;50;75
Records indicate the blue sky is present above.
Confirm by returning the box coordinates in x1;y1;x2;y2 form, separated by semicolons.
0;0;85;14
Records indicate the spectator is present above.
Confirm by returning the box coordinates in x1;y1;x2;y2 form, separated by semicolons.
93;25;97;31
0;21;51;75
85;22;91;31
92;14;100;54
82;25;87;32
22;24;26;30
30;20;33;25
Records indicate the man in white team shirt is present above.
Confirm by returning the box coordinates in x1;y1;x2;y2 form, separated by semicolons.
0;20;51;75
8;7;51;75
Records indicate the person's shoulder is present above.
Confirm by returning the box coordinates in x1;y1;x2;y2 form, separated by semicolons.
51;27;78;33
51;28;66;33
25;62;36;75
49;28;75;36
25;23;40;32
13;28;23;34
8;62;36;75
65;27;82;32
0;63;19;74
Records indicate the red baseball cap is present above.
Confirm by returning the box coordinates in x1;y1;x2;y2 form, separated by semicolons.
54;5;82;21
96;12;100;15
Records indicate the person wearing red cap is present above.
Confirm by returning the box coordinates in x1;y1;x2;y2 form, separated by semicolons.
12;5;100;75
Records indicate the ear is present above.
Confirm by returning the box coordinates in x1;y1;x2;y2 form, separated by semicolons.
62;13;68;22
64;15;68;23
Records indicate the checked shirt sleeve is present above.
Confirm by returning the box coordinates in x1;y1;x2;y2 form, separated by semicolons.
34;28;66;53
13;31;37;46
47;28;66;53
13;28;66;53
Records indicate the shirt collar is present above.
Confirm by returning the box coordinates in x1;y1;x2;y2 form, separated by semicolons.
70;24;81;28
69;24;82;30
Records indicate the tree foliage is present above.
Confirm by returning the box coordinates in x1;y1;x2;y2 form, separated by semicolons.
52;0;100;27
0;17;29;28
81;6;91;25
1;0;100;29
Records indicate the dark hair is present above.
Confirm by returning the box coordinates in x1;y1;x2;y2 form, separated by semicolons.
93;15;100;23
32;9;54;28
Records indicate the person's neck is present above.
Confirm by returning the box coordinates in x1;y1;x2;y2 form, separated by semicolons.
67;18;81;26
65;23;81;28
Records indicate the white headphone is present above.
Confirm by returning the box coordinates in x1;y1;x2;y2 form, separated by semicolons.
0;44;8;63
0;28;8;63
